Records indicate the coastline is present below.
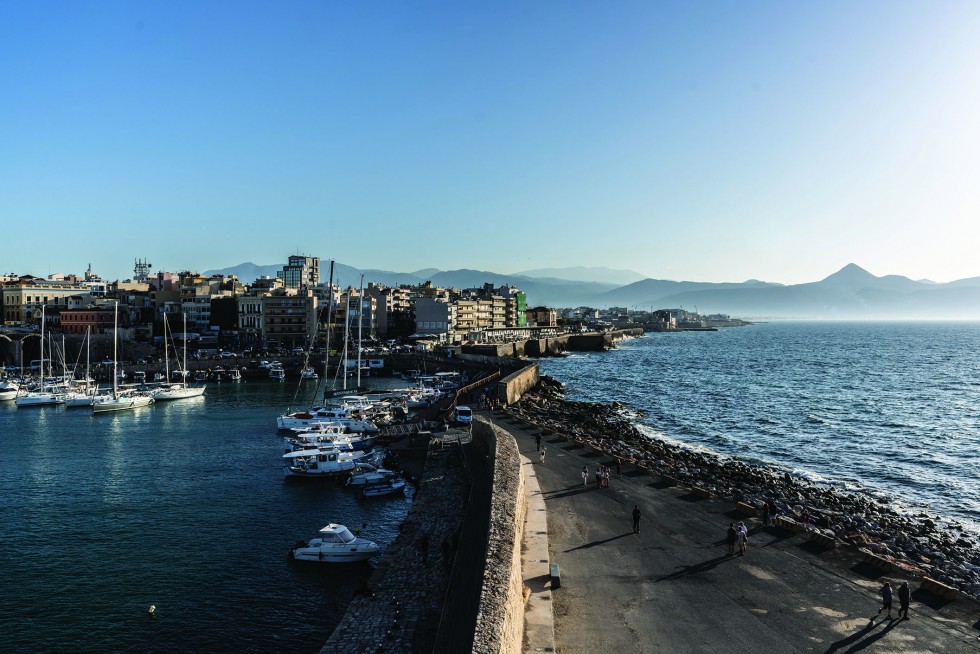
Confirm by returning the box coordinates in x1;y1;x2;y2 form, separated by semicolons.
511;375;980;601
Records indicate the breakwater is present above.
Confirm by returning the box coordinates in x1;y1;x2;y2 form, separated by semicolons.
508;377;980;601
461;328;643;359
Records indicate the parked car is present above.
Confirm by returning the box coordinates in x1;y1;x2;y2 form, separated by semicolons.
219;352;236;359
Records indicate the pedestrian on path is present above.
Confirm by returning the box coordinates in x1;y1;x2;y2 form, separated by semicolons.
539;445;546;463
876;582;893;620
737;522;748;555
535;433;542;451
616;458;622;479
632;505;641;533
582;466;589;486
595;465;602;489
726;523;738;556
897;581;911;620
762;502;771;527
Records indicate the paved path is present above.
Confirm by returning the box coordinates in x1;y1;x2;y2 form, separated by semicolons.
489;412;980;654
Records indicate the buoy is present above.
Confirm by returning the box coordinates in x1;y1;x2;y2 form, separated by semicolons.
148;605;156;616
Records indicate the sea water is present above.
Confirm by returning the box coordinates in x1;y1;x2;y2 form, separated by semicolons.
0;378;410;653
539;322;980;532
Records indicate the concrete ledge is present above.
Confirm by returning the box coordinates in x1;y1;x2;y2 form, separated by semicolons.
660;475;680;487
775;516;802;532
808;531;838;549
919;576;959;600
690;486;713;499
736;502;758;515
862;552;895;572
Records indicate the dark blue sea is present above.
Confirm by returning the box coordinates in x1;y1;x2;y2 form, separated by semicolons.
539;322;980;533
0;378;410;653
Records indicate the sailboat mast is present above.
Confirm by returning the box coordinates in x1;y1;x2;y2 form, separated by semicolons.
163;314;170;383
183;313;188;385
323;260;334;385
112;302;119;398
39;305;45;389
357;274;364;388
342;290;351;391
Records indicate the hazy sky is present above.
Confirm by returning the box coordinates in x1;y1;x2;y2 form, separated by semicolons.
3;1;980;284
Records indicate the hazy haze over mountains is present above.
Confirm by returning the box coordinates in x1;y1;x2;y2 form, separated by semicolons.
204;262;980;319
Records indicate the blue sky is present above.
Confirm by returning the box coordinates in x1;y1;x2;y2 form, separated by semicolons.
3;1;980;284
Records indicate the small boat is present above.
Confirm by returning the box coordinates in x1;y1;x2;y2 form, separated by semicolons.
346;463;400;487
270;366;285;381
289;523;380;563
0;381;19;401
360;478;407;498
153;372;166;382
132;371;147;384
227;368;241;382
282;448;357;478
300;367;318;380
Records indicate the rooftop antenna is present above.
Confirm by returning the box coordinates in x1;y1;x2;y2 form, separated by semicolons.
134;258;152;282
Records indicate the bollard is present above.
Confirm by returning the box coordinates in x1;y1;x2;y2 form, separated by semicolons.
549;563;561;589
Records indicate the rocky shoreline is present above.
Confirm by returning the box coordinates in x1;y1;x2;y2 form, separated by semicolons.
512;376;980;601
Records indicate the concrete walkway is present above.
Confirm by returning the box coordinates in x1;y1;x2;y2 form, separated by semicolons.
521;447;557;653
489;412;980;654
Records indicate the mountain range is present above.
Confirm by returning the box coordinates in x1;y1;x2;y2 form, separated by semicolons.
202;262;980;319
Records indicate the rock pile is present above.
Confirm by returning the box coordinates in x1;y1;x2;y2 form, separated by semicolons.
511;376;980;600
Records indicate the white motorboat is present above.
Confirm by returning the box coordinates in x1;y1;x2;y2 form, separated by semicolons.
0;381;19;401
276;406;379;433
282;448;358;478
300;367;318;380
346;463;400;487
270;366;285;381
288;523;380;563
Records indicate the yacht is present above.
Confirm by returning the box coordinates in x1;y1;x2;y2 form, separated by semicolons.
153;314;206;401
276;406;379;433
15;306;65;407
0;381;19;401
288;524;380;563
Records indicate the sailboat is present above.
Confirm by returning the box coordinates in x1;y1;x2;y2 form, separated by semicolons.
152;313;206;401
65;328;98;407
15;305;65;406
93;302;155;413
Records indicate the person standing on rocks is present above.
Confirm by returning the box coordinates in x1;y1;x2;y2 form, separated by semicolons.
632;505;641;534
876;582;893;620
897;581;910;620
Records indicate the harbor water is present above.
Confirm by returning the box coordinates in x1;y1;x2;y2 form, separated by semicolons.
539;321;980;533
0;378;411;653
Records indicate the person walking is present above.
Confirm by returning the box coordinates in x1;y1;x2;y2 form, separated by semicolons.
582;465;589;487
736;522;749;555
897;581;911;620
615;458;622;479
535;433;542;451
539;445;546;463
877;582;893;620
762;502;771;527
726;523;738;556
595;465;602;490
632;505;641;534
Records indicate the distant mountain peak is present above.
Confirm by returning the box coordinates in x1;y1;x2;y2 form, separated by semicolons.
821;263;876;283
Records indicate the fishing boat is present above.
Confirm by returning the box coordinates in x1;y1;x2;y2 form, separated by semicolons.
282;448;358;478
288;523;380;563
346;462;400;487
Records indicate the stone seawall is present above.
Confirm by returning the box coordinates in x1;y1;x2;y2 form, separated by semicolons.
471;417;527;654
497;363;539;406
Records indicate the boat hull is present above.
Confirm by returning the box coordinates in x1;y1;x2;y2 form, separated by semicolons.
92;396;155;413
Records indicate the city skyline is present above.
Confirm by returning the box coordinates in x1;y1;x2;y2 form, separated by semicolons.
4;2;980;285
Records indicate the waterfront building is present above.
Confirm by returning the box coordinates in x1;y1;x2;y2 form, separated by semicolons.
413;297;455;342
527;306;558;327
1;275;92;326
365;283;414;339
262;289;318;348
61;306;117;335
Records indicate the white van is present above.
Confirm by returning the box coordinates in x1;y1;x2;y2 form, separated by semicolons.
454;406;473;425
